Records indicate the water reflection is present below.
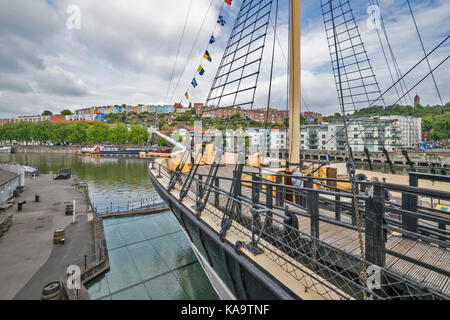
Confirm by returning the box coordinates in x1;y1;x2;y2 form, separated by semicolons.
0;153;157;208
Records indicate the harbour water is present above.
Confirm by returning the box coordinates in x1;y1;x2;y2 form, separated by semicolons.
0;153;218;300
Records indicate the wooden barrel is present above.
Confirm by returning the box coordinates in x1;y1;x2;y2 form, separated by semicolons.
53;229;65;244
41;281;63;300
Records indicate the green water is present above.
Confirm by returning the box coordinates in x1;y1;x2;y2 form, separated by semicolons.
0;153;218;300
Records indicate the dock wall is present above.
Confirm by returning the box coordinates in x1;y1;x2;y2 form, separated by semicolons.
12;146;81;154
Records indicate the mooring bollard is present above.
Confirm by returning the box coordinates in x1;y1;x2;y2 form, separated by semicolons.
72;200;76;224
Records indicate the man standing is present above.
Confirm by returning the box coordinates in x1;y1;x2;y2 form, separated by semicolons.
292;167;304;206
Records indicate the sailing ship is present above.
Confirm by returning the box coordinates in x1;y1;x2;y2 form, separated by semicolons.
149;0;450;300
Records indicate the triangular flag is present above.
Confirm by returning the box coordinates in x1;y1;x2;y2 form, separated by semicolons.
185;92;189;100
204;50;212;62
209;34;216;44
191;78;198;88
197;65;205;76
225;0;232;5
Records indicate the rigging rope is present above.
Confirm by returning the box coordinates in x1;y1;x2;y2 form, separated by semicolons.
263;0;279;161
316;36;449;153
328;0;367;297
374;0;413;106
169;0;220;105
164;0;193;104
406;0;444;106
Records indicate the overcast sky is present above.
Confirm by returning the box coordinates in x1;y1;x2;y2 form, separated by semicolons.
0;0;448;118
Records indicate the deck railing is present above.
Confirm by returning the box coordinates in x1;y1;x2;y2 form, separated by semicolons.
92;194;166;214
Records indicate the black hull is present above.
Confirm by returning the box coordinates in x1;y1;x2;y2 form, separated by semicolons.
149;170;298;300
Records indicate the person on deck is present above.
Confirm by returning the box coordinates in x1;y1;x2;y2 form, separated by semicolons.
292;167;305;207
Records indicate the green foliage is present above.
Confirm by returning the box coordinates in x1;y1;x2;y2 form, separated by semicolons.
422;117;433;132
353;103;450;118
42;110;53;116
108;123;129;145
61;109;73;116
128;124;149;145
430;112;450;141
86;122;110;144
156;135;168;146
49;122;71;144
171;132;183;143
32;121;52;144
67;122;89;144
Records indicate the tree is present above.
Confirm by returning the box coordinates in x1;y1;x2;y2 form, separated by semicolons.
87;122;110;144
156;135;168;146
0;122;18;143
128;125;149;145
32;121;53;144
49;123;71;144
422;118;433;132
61;109;73;116
67;122;89;144
108;123;128;145
431;113;450;141
42;110;53;116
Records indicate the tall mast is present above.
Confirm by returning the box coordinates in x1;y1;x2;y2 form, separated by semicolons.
288;0;301;169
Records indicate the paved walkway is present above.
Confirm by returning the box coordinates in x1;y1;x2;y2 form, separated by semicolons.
0;175;92;300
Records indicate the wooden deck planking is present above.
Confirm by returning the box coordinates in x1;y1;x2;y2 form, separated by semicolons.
385;238;416;268
401;246;450;295
389;241;433;277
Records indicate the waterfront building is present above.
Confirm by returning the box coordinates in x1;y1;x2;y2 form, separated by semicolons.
302;112;323;124
380;115;421;149
296;116;403;152
300;124;330;151
0;166;23;204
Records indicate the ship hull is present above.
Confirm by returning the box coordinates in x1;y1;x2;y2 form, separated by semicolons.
148;168;298;300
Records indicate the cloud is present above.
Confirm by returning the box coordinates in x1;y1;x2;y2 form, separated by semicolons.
34;66;89;96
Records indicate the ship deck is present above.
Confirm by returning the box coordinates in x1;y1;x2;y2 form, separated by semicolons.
150;163;450;299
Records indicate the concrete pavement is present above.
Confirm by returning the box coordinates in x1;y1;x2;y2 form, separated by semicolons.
0;175;92;300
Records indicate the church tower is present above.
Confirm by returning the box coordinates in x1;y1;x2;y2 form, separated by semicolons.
414;94;421;108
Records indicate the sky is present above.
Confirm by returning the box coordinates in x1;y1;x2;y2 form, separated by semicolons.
0;0;448;118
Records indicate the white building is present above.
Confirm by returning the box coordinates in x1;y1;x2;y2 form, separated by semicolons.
380;116;421;149
300;117;401;152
